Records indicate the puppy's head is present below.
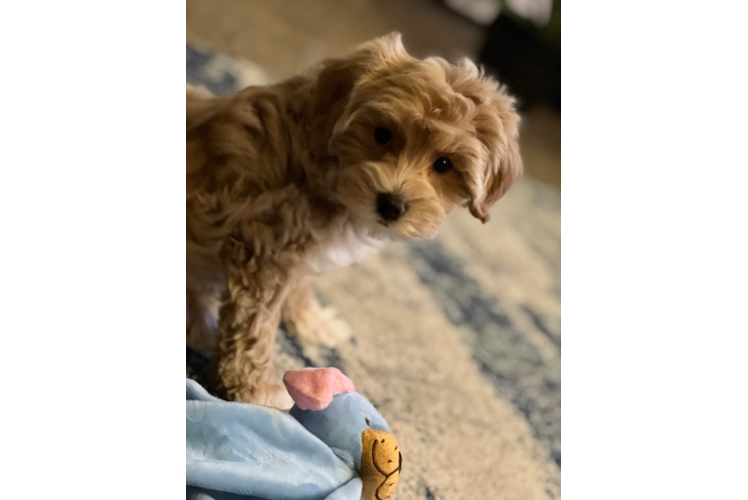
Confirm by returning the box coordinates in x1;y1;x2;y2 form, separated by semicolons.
309;33;522;240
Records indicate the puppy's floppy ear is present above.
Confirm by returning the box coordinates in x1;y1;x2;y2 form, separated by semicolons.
309;33;407;150
309;57;362;146
312;32;406;114
468;134;523;223
468;91;523;223
186;83;214;100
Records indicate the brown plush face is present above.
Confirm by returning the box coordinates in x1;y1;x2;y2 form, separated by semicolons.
360;429;402;500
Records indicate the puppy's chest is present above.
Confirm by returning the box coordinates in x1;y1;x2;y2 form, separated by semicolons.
305;226;384;275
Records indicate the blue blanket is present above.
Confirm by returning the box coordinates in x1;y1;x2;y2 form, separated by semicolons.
186;368;399;500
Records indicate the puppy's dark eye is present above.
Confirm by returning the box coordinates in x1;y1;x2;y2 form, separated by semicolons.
374;127;392;145
433;157;453;173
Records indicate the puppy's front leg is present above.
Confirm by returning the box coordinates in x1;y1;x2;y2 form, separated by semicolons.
217;299;290;407
216;248;294;408
281;276;351;348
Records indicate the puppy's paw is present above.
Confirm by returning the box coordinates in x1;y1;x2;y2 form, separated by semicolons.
186;83;214;99
284;304;352;348
232;382;294;410
260;383;295;410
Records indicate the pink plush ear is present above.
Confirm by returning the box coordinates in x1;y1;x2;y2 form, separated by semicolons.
282;367;355;410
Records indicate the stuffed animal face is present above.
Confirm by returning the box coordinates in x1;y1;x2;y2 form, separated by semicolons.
284;368;402;500
361;428;402;500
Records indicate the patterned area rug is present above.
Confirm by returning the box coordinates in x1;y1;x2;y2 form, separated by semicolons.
186;44;561;500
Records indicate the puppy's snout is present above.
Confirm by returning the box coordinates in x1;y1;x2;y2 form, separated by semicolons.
376;193;407;222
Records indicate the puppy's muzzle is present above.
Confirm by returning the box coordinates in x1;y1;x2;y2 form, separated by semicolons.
376;193;407;223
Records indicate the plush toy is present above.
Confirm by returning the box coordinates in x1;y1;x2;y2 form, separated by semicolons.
187;367;402;500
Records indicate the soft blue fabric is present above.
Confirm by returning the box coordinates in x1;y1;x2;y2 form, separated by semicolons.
186;479;362;500
186;379;388;500
290;393;390;471
322;478;362;500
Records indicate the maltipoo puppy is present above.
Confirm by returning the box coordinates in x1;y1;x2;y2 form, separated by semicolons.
186;33;523;406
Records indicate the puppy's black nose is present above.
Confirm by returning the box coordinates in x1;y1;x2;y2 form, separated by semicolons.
376;193;407;222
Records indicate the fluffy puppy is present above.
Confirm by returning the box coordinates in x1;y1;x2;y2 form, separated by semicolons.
186;33;523;406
